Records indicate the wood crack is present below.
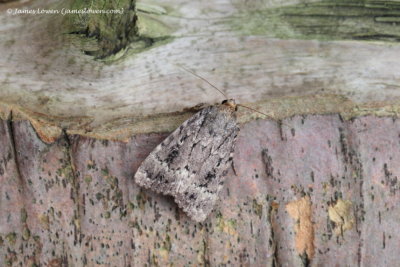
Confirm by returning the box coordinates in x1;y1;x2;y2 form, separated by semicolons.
268;202;278;267
62;131;82;246
7;111;24;184
341;121;365;267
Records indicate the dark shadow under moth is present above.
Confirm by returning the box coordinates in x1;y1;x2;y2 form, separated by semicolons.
134;99;239;222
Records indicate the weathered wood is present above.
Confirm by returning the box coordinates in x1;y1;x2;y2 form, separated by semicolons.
1;0;400;138
2;0;400;265
1;115;400;266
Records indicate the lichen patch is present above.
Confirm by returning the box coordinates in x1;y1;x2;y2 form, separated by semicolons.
328;199;355;236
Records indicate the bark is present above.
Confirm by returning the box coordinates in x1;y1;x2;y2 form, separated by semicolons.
1;0;400;266
1;115;400;266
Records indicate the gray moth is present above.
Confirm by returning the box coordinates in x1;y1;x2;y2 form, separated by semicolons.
134;99;239;222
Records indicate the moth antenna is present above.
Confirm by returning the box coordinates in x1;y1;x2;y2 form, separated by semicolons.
175;64;228;99
174;64;290;128
237;104;291;128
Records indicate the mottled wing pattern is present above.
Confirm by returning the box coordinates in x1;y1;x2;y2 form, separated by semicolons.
134;105;239;222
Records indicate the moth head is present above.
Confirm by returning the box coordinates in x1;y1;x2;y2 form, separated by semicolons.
221;99;237;111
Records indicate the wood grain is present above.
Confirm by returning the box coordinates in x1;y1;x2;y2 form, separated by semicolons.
1;0;400;134
1;114;400;265
1;0;400;265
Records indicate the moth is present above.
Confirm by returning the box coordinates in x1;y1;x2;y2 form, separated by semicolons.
134;67;269;222
134;99;239;222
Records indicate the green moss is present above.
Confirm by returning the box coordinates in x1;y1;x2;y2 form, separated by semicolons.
95;192;104;200
136;190;147;210
231;0;400;42
163;234;172;252
216;213;237;234
84;174;93;184
252;199;263;219
127;202;135;211
67;0;173;59
129;220;143;235
68;0;136;58
113;188;123;202
56;149;75;184
5;232;17;245
20;208;28;224
101;167;110;177
22;227;31;241
136;2;167;15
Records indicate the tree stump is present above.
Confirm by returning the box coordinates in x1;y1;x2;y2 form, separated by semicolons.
1;0;400;266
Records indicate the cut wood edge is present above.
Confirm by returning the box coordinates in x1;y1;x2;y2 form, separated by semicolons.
2;94;400;144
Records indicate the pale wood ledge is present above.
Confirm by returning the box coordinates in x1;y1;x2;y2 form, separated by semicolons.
2;0;400;143
2;0;400;265
1;95;400;143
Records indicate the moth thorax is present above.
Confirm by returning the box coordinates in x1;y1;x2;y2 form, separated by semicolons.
221;99;237;111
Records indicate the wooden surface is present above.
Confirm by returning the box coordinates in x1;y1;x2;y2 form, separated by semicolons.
1;0;400;136
2;0;400;266
1;115;400;266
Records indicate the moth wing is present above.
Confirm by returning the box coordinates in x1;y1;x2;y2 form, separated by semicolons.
134;105;239;222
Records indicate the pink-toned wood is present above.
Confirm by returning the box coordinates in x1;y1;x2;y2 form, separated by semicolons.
1;115;399;266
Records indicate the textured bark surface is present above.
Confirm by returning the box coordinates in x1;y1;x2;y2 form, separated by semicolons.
2;0;400;265
1;114;399;266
